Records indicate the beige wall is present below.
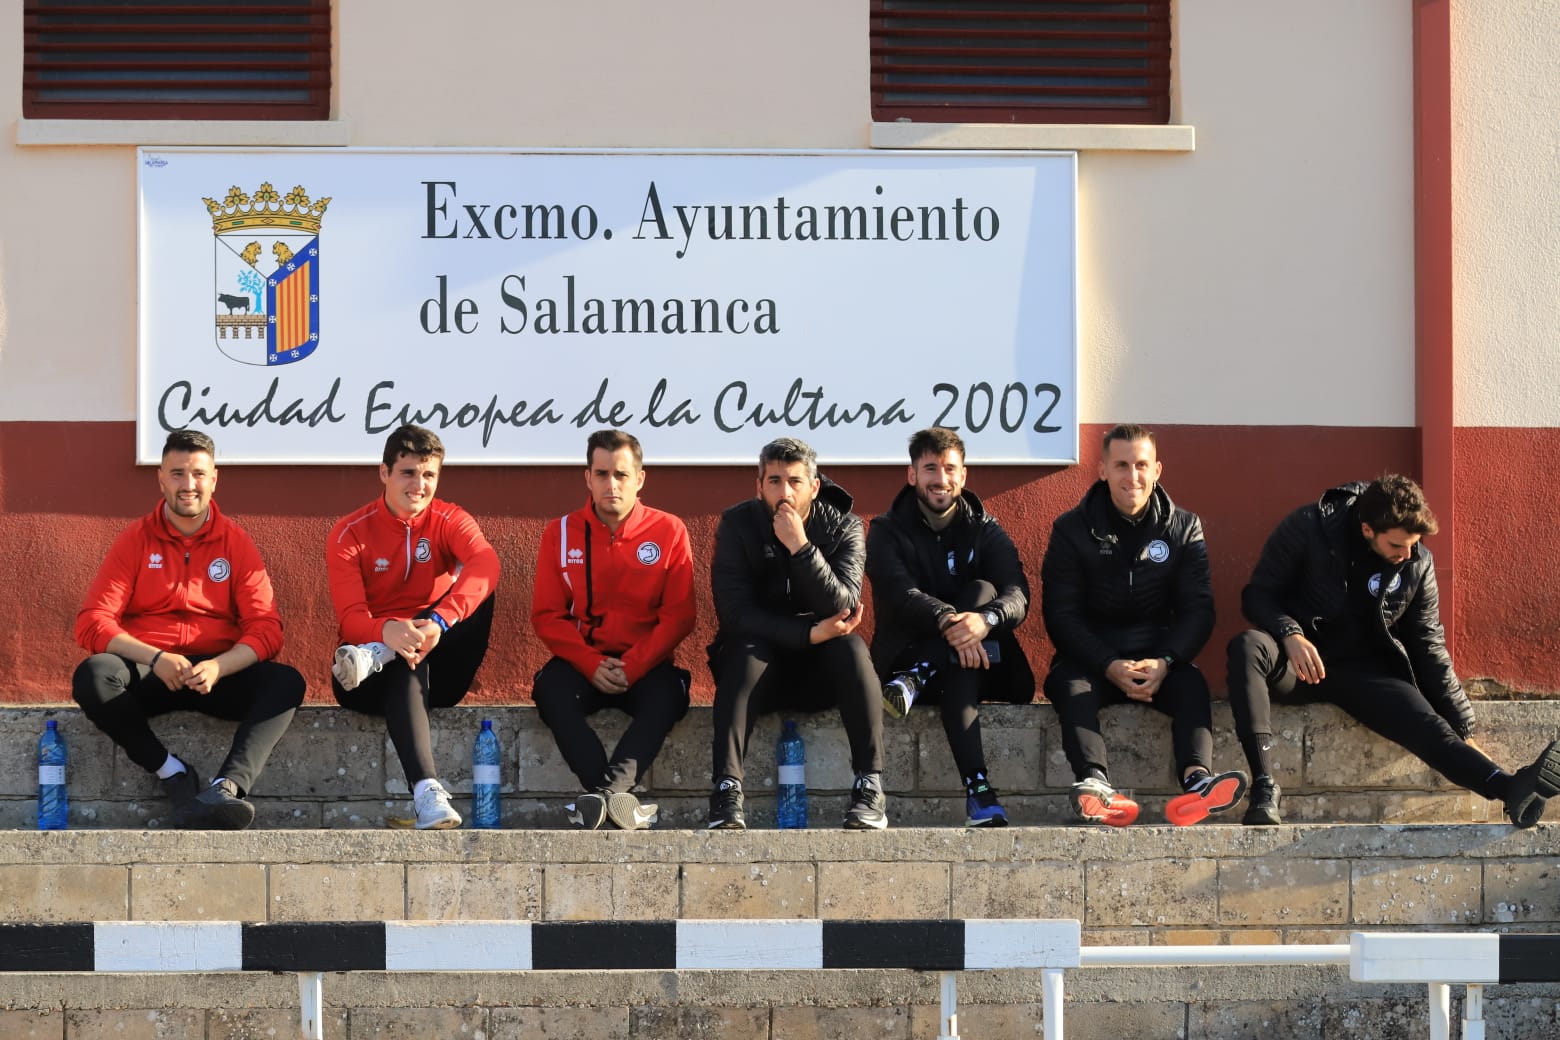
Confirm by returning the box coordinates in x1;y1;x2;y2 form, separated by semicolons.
1;0;1419;425
1452;0;1560;428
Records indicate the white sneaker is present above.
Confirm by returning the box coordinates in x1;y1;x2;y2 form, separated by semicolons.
413;779;462;830
332;642;396;692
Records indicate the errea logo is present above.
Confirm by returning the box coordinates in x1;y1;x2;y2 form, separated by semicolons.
567;548;584;566
374;557;391;573
148;553;164;570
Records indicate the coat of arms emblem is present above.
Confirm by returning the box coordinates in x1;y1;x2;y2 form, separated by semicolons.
203;182;329;366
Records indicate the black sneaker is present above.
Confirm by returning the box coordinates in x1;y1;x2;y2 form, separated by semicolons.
843;772;888;830
566;792;609;830
159;768;203;828
1505;740;1560;829
707;777;746;830
1242;776;1282;826
183;777;256;831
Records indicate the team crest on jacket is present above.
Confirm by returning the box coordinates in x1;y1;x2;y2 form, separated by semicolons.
208;558;231;583
203;180;328;367
637;541;662;565
1368;572;1403;597
148;553;164;570
415;538;432;563
1146;539;1170;563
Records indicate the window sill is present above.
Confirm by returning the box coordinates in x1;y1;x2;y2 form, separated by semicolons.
870;122;1194;153
15;119;351;147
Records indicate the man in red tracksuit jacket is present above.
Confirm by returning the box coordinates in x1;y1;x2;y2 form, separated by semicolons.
327;424;500;830
74;429;304;830
531;429;695;830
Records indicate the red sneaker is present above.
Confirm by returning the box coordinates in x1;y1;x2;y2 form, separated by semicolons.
1069;778;1139;827
1165;770;1249;827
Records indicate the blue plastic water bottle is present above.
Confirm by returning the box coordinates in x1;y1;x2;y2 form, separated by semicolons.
776;719;807;829
472;719;501;829
37;720;67;831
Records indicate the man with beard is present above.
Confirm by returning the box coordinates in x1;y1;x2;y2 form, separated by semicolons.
73;429;304;829
1228;474;1560;827
706;437;887;830
1041;424;1247;827
866;427;1033;827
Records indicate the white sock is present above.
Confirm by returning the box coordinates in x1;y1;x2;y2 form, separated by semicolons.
155;755;186;780
413;778;438;799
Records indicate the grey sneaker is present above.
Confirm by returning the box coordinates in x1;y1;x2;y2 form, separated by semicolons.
184;777;256;831
843;772;888;830
606;791;658;830
159;767;203;828
413;779;462;830
332;642;396;692
566;792;609;830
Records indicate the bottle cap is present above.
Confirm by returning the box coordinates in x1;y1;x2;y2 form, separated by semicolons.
481;719;493;730
45;720;57;731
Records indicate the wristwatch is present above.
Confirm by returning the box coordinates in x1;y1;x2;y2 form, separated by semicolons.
1162;652;1176;666
981;610;1000;631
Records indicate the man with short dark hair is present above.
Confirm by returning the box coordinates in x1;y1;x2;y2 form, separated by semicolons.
328;424;500;829
1041;424;1248;827
1229;474;1560;827
531;429;695;831
867;426;1034;827
74;429;304;829
707;436;887;831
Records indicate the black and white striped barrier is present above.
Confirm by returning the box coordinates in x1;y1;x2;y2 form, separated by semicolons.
4;922;1554;1040
0;919;1083;1040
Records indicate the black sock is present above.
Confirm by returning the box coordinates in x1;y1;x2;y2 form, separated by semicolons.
1240;732;1274;778
963;769;990;792
1181;769;1211;793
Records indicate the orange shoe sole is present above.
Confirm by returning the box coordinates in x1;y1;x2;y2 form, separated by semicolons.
1165;772;1249;827
1076;792;1139;827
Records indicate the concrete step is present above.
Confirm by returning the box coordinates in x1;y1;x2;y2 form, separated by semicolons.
5;701;1559;830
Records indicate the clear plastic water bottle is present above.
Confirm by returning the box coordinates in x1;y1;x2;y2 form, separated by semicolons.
37;719;67;831
776;719;807;829
471;718;501;829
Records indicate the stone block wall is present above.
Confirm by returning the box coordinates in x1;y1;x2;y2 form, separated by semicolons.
0;825;1558;1038
3;700;1558;830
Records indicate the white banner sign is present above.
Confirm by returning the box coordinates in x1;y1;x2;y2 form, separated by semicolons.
137;148;1077;464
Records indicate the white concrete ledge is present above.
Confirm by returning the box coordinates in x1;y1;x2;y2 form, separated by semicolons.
869;121;1195;152
15;119;352;148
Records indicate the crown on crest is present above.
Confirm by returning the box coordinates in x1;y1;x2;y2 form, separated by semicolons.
203;182;330;235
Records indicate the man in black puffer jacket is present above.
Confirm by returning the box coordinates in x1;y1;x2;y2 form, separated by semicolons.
1042;424;1248;828
867;427;1034;829
1229;474;1560;828
707;437;887;831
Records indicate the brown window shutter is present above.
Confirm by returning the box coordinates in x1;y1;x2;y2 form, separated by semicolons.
23;0;331;121
871;0;1171;125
